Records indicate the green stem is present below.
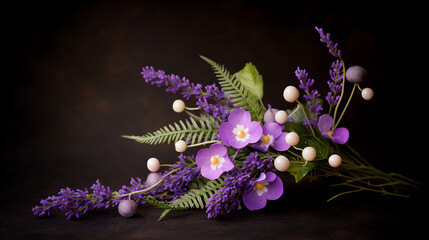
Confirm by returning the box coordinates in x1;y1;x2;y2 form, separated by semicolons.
117;169;179;198
332;59;346;126
333;84;357;129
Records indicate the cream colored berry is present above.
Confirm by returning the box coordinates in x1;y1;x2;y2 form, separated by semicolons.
175;140;188;152
275;110;288;124
302;147;316;161
172;99;186;113
283;86;300;103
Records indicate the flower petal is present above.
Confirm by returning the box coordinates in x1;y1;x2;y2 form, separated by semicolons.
242;189;267;211
263;122;282;139
228;109;251;126
195;148;212;167
251;141;269;152
221;156;234;172
209;143;227;157
271;132;290;151
200;163;224;180
264;172;277;182
218;122;234;147
332;127;349;144
265;175;283;200
318;114;333;133
246;121;263;143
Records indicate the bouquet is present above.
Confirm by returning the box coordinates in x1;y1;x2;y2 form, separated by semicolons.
33;27;420;220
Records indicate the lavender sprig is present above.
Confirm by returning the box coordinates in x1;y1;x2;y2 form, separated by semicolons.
205;152;273;218
141;66;233;119
295;67;323;127
326;59;343;108
33;180;115;220
315;26;341;58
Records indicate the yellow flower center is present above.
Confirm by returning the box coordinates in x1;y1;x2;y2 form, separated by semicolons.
326;130;334;137
255;182;265;190
210;156;219;165
236;130;246;138
262;135;270;143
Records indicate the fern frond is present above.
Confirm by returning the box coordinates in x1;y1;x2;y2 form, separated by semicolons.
200;55;265;121
158;177;225;221
122;115;220;145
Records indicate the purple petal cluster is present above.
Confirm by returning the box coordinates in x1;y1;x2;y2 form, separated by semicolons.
141;66;233;119
326;60;344;106
114;177;146;205
295;67;323;127
159;154;201;200
315;26;341;57
32;180;114;220
205;152;273;218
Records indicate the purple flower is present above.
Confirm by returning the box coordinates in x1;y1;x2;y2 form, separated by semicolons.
140;66;233;120
196;144;234;180
251;123;290;152
242;172;283;211
218;109;263;149
318;114;349;144
315;26;341;57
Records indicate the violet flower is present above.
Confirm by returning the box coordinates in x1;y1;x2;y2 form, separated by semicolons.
251;122;290;152
196;144;234;180
242;172;283;211
218;109;263;149
318;114;349;144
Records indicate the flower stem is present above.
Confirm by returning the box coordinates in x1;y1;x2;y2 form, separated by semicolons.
188;140;223;148
333;84;357;129
117;169;179;199
332;59;346;127
296;100;315;136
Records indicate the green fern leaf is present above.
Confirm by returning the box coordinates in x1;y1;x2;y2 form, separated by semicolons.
158;177;225;221
200;55;265;121
169;177;224;209
122;115;220;145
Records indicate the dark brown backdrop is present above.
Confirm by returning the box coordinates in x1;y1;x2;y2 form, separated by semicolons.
2;1;426;239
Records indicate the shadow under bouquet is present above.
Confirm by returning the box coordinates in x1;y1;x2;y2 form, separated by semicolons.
33;26;421;220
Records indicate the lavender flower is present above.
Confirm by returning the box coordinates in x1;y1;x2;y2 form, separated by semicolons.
295;67;323;127
141;66;233;120
315;26;341;57
159;154;201;200
205;152;273;218
33;180;114;220
325;59;344;106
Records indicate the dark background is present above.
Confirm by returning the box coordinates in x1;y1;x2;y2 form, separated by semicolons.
2;0;427;239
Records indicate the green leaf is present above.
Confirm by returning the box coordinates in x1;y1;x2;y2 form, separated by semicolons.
122;114;220;145
234;62;263;99
287;161;317;183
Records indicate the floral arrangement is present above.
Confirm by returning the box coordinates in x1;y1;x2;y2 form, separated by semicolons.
33;27;420;220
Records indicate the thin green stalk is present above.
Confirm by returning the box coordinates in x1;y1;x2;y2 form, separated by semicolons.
333;84;357;129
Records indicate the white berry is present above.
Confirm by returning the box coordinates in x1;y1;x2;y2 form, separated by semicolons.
328;154;342;168
147;157;160;172
283;86;300;103
274;155;290;172
285;132;299;146
274;110;288;124
175;140;188;152
361;88;374;100
302;147;316;161
172;99;186;113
